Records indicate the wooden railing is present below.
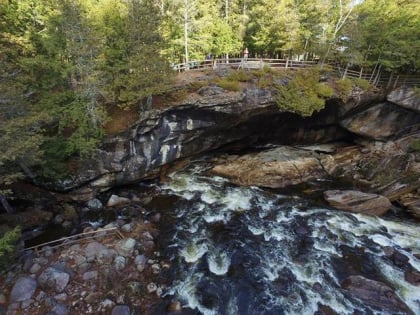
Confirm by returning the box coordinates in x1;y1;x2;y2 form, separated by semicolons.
172;58;420;88
24;227;124;254
172;58;319;72
330;65;420;89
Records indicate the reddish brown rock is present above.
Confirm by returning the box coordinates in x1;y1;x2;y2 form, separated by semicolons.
324;190;392;216
342;275;414;315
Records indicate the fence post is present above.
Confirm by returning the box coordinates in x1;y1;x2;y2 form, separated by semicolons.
343;63;349;79
386;72;393;89
393;75;400;89
285;58;288;69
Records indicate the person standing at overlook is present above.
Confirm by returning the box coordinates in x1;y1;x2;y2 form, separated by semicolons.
243;47;249;61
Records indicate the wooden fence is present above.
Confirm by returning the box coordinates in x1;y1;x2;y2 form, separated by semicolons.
24;227;124;254
172;58;319;72
173;58;420;89
330;65;420;89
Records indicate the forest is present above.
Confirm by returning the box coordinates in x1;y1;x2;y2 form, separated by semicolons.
0;0;419;190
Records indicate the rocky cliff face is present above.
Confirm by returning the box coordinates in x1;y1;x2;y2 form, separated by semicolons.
50;85;419;203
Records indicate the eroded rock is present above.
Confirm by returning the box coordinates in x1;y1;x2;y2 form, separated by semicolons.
341;275;414;315
324;190;392;216
211;146;331;188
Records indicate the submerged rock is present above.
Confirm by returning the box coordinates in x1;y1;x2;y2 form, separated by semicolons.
324;190;392;216
341;275;414;315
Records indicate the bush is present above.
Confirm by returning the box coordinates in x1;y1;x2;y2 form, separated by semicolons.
275;69;333;117
0;226;21;270
353;78;372;91
409;139;420;152
226;70;253;82
335;78;353;101
217;79;240;91
188;80;209;91
258;76;273;89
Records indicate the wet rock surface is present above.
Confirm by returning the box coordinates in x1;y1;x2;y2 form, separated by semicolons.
211;146;332;188
341;275;414;315
323;190;392;216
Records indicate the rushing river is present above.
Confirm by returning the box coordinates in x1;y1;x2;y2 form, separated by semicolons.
149;161;420;315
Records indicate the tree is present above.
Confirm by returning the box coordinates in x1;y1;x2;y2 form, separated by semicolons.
245;0;301;58
0;0;51;189
348;0;420;72
115;0;173;106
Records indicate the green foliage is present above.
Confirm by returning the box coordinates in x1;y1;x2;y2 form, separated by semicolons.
275;69;333;117
251;66;276;78
257;76;273;89
0;0;175;186
188;80;210;91
353;78;372;91
225;70;253;82
0;226;21;270
409;139;420;152
217;79;240;91
349;0;420;72
334;78;353;101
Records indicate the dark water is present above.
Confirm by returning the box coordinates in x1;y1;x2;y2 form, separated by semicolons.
149;163;420;315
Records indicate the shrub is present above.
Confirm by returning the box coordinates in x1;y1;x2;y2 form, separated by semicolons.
335;78;353;101
226;70;253;82
353;78;372;91
409;139;420;152
217;79;240;91
0;226;21;270
165;88;188;102
188;80;209;91
275;68;333;117
258;76;273;89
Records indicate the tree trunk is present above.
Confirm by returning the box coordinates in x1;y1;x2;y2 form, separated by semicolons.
184;0;189;70
0;195;15;214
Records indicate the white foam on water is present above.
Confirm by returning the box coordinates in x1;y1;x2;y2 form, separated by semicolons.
163;167;420;315
375;258;420;314
225;295;239;315
203;212;230;223
173;273;218;315
248;224;265;235
207;250;231;275
221;188;252;211
180;242;208;263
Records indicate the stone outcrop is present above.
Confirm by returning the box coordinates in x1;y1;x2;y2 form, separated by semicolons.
387;86;420;113
323;190;392;216
211;146;333;188
340;102;420;140
44;85;391;197
18;81;416;222
341;275;414;315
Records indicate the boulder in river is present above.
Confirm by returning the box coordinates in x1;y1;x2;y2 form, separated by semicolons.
341;275;414;315
324;190;392;216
